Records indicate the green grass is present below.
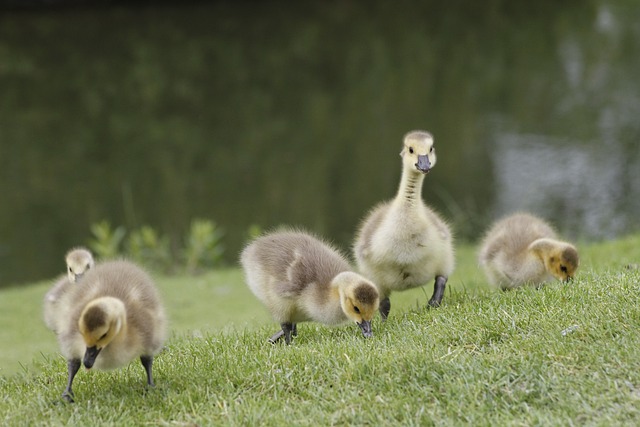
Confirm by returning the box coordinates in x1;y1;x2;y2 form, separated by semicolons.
1;236;640;425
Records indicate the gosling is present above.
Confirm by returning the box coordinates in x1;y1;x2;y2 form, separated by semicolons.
54;259;167;402
240;230;380;344
43;247;95;333
479;212;579;289
354;130;455;319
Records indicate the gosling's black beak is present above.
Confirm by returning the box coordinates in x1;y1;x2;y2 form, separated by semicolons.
415;154;431;173
83;346;101;369
74;272;83;282
357;320;373;338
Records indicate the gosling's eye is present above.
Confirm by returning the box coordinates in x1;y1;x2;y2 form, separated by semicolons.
430;146;434;153
353;306;360;313
85;263;91;270
409;147;414;154
68;267;72;273
100;333;107;340
560;265;568;273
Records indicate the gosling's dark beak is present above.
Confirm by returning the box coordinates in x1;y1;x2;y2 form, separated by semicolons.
74;273;83;282
83;346;101;369
357;320;373;338
415;154;431;173
565;276;573;283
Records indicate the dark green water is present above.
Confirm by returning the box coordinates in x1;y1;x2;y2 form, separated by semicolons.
1;1;639;286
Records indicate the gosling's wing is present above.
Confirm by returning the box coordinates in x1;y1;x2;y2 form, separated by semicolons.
480;213;557;263
421;203;452;242
354;202;390;259
248;231;349;298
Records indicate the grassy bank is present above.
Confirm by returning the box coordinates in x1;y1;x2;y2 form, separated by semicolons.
1;236;639;425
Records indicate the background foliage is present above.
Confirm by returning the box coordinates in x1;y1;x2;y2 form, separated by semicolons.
88;219;224;274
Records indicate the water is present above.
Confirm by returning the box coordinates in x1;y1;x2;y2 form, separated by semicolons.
492;132;638;239
0;0;638;286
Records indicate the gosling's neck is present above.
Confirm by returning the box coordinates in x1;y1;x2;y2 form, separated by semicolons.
98;298;128;343
395;167;425;209
330;272;350;294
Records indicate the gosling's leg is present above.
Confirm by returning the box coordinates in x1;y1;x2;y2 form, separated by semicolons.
428;275;448;308
379;297;391;321
281;322;294;345
62;358;81;403
268;322;295;344
140;355;155;387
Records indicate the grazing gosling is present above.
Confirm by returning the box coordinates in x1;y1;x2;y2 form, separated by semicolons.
65;247;95;283
240;230;380;344
43;247;95;333
479;212;579;289
354;130;454;319
54;260;167;402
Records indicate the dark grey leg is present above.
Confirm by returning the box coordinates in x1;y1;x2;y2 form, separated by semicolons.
268;322;295;344
428;275;448;307
62;358;81;403
379;297;391;321
140;355;155;387
281;322;294;345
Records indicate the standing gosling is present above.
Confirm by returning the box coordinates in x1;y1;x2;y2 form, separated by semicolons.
44;247;95;333
479;212;579;289
54;260;167;402
240;230;380;344
354;130;454;319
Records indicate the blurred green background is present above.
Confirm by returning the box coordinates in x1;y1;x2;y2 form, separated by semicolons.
1;0;639;286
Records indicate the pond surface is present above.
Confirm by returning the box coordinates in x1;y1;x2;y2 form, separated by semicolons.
0;0;638;285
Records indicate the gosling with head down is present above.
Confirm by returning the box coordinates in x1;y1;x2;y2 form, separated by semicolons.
54;259;167;402
479;212;579;289
354;131;455;320
43;247;95;333
241;230;380;344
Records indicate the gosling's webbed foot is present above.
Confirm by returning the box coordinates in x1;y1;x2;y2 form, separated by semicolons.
61;390;75;403
268;330;285;344
427;275;447;308
379;297;391;321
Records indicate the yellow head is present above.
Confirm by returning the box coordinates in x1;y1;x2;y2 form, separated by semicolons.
530;238;580;282
334;272;380;337
65;248;95;283
78;297;126;368
401;130;437;174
